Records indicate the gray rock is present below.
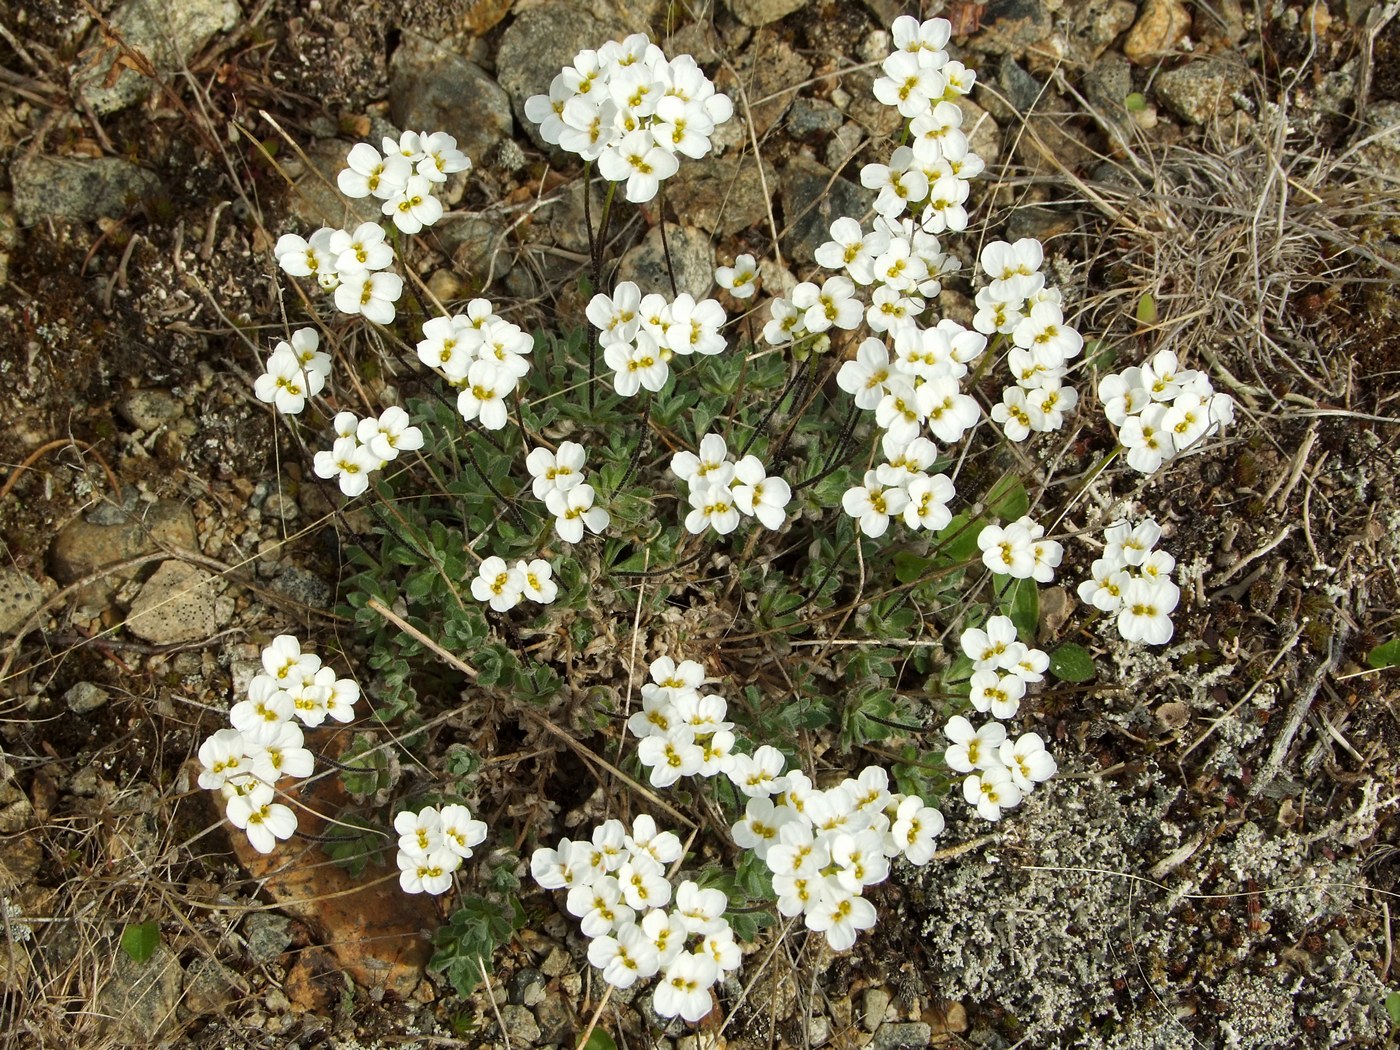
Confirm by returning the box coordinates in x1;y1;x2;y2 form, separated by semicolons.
787;97;845;139
0;570;53;636
1354;101;1400;182
546;180;606;254
95;944;184;1044
999;58;1046;117
979;0;1054;55
509;967;547;1007
1006;204;1078;244
668;151;779;236
388;33;513;167
10;156;162;226
85;485;141;526
870;1022;933;1050
65;682;111;714
242;913;293;964
287;139;384;232
437;212;513;285
75;0;240;114
956;98;1002;166
1083;52;1134;113
729;0;807;27
50;500;198;584
498;1004;541;1044
118;389;183;432
125;561;227;644
1154;58;1247;125
825;122;866;168
862;986;892;1031
1071;0;1140;60
779;155;876;266
497;5;621;149
616;223;714;298
270;566;333;610
182;956;244;1016
534;987;574;1043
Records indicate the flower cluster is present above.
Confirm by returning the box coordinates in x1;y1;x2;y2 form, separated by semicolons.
470;556;558;612
253;328;331;416
976;515;1063;581
627;656;735;786
527;440;611;543
873;15;977;120
418;301;536;432
669;434;792;535
276;221;404;325
975;239;1083;440
197;635;361;854
312;407;423;497
1099;350;1235;473
394;803;488;895
587;282;728;397
337;131;468;231
531;815;738;1022
524;34;734;203
734;763;945;951
946;614;1059;820
840;431;956;538
1077;516;1180;644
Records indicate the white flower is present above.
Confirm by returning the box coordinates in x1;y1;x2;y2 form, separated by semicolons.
877;432;939;488
359;406;423;463
230;677;294;732
568;876;635;938
1116;576;1179;645
725;745;789;798
617;858;673;911
254;345;322;415
517;559;558;604
805;884;878;951
417;131;471;182
892;15;952;63
715;254;758;298
225;782;298;855
874;377;925;446
791;276;863;333
969;669;1026;719
861;150;929;218
546;484;610;543
456;359;514;430
598;129;680;202
992;386;1033;441
842;471;909;538
943;714;1008;772
977;521;1037;577
909;101;968;164
917;375;979;444
471;556;526;612
312;436;381;497
664;295;727;356
903;473;955;531
731;796;796;860
731;456;792;530
1024;379;1079;433
334;270;404;325
959;615;1020;670
398;846;460;894
587;282;643;345
604;331;669;395
337;142;412;200
762;296;807;345
198;728;254;791
815;217;888;284
274;228;336;279
588;922;660;988
245;720;315;783
999;733;1057;792
1104;518;1161;567
328;222;394;275
670;433;733;488
831;829;890;892
836;337;894;410
891;794;945;864
873;49;946;117
685;479;741;535
1098;368;1149;426
395;806;444;857
963;768;1023;821
530;839;589;890
381;174;444;234
653;952;718;1023
526;441;588;500
1077;557;1130;612
674;880;729;936
626;813;683;867
1120;403;1173;473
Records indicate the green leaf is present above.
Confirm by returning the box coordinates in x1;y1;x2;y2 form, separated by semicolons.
1365;639;1400;669
581;1030;618;1050
321;815;389;877
984;475;1028;521
1004;577;1040;640
893;551;933;585
932;512;983;564
1049;642;1096;683
1124;91;1148;112
120;921;160;963
1385;991;1400;1025
1136;292;1157;325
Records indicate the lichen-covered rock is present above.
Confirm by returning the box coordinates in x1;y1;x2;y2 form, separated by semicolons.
0;570;54;636
1122;0;1192;63
1154;58;1248;125
668;152;780;236
125;561;227;644
75;0;241;114
729;0;807;27
388;33;513;166
616;223;714;299
95;944;184;1044
778;155;876;266
50;500;197;584
10;156;162;226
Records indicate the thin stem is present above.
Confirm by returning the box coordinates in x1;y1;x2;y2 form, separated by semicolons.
657;183;678;298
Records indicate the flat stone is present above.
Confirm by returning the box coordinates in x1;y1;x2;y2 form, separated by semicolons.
270;566;334;610
0;570;54;635
181;956;244;1016
1154;58;1247;125
1122;0;1192;64
75;0;240;114
64;682;111;714
50;500;197;585
787;98;845;139
437;212;514;285
125;561;227;644
243;913;294;964
1083;51;1134;113
10;156;162;226
1070;0;1140;60
498;1004;542;1045
95;944;184;1044
118;389;184;432
616;223;714;298
388;33;513;167
729;0;807;27
862;986;892;1031
509;967;548;1007
668;151;779;236
284;945;343;1012
871;1022;933;1050
979;0;1054;55
497;4;622;149
778;154;876;266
